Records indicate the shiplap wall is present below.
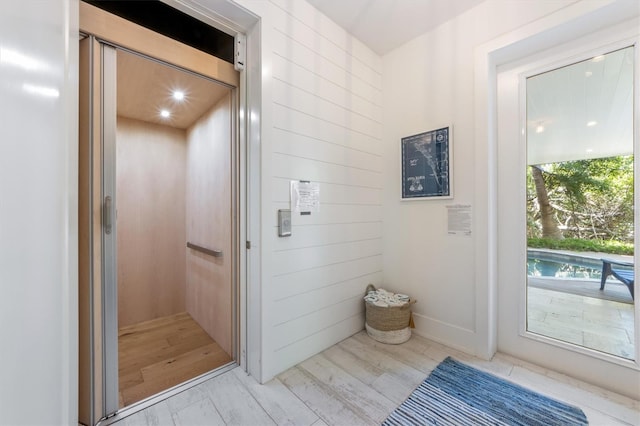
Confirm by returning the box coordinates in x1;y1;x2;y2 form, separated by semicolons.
235;0;384;380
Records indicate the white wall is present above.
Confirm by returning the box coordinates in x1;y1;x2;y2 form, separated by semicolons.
382;0;582;356
234;0;384;381
0;0;79;424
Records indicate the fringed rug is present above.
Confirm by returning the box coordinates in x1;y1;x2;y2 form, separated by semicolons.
383;357;588;426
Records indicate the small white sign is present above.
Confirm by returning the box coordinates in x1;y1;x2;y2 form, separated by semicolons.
447;204;472;236
291;181;320;213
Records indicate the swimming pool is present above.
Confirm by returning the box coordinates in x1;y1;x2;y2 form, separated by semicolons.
527;250;605;279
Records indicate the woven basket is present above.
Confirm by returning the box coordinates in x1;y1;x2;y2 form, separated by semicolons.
364;284;415;344
365;323;411;345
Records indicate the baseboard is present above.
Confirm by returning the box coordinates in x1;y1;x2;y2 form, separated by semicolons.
411;312;479;356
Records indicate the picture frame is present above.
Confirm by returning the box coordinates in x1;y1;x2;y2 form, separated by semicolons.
401;126;453;200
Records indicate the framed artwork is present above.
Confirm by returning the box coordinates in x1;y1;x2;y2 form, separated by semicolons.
401;126;452;200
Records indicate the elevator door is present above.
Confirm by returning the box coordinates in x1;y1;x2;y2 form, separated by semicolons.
108;46;237;410
79;3;240;422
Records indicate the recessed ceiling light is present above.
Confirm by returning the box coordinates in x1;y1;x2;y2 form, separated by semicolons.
173;90;185;101
160;109;171;118
586;121;597;127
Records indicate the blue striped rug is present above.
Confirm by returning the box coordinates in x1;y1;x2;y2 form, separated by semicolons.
383;357;588;425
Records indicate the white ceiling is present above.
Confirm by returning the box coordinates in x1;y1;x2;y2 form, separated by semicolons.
527;46;634;165
306;0;485;55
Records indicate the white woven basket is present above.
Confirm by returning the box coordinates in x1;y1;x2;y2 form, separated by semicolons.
365;322;411;344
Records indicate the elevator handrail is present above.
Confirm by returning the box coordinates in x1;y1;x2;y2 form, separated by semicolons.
186;242;223;258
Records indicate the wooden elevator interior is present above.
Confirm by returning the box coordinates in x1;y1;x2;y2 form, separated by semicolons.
115;49;234;407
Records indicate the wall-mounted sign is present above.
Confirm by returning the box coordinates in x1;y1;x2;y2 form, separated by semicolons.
291;180;320;214
447;204;472;236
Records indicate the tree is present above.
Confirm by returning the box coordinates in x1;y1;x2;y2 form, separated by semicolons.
530;165;564;239
527;156;633;242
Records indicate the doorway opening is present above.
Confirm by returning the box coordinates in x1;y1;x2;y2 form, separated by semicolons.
495;20;639;397
78;2;243;423
114;48;236;407
525;46;635;359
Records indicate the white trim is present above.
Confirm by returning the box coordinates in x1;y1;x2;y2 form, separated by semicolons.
65;1;80;423
521;330;639;371
634;32;640;375
633;34;640;370
517;37;638;82
243;18;263;381
161;0;259;36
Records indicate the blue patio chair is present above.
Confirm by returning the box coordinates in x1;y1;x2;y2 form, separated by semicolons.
600;258;634;300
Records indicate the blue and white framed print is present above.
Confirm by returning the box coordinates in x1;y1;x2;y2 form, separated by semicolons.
401;126;453;200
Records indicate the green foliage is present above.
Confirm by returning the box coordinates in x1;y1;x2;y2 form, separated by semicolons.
527;155;634;242
528;237;634;255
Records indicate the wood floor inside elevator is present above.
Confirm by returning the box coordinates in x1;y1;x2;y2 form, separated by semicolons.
118;312;232;407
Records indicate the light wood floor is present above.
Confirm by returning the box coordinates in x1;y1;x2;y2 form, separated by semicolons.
118;312;232;407
114;330;639;426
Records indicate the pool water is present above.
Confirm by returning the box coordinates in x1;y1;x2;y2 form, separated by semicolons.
527;251;604;279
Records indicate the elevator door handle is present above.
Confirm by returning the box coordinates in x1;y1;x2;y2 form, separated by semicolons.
104;196;112;235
